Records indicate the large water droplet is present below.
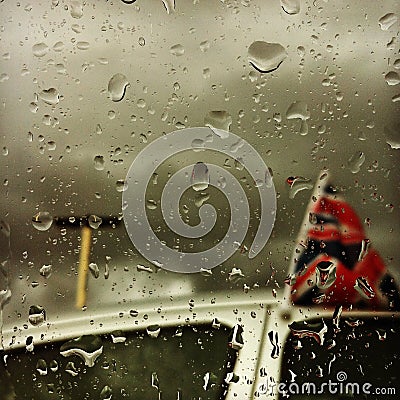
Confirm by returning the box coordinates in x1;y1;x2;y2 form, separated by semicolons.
70;1;83;19
116;180;128;192
49;360;58;372
32;43;49;57
100;385;112;400
286;101;310;120
38;88;59;105
378;13;398;30
289;320;327;345
287;176;313;198
161;0;175;14
94;155;105;170
191;162;210;191
77;41;90;50
53;41;64;52
146;324;161;338
29;305;46;326
60;335;103;367
248;41;287;73
108;73;129;102
88;215;102;229
385;71;400;85
32;212;53;231
204;110;232;131
384;124;400;149
89;262;99;278
354;276;375;299
39;264;52;278
348;151;365;173
36;359;48;376
316;261;336;289
65;361;78;376
280;0;300;15
170;44;185;56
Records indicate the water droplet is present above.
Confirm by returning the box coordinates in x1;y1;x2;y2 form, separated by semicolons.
348;151;365;173
65;361;78;376
146;199;157;210
378;13;398;30
38;88;59;105
170;44;184;56
93;155;105;171
29;305;46;326
77;41;90;50
287;176;313;199
228;267;244;282
146;324;161;338
137;264;154;273
111;330;126;344
52;41;64;52
376;329;386;341
108;73;129;102
203;372;218;391
49;360;58;372
354;276;375;299
289;320;327;345
385;71;400;85
384;124;400;149
286;101;310;120
26;336;34;352
268;330;280;359
280;0;300;15
316;261;336;289
228;324;244;350
161;0;175;14
138;36;145;46
204;110;232;131
358;238;370;261
116;179;128;192
60;335;103;367
89;262;99;279
32;42;49;57
299;120;309;135
100;385;112;400
36;359;47;376
0;73;9;83
32;211;53;231
191;162;210;191
70;1;83;19
88;215;102;229
200;40;210;52
39;264;52;279
248;41;287;73
332;305;343;332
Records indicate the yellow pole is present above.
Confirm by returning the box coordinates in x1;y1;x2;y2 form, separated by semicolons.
76;225;91;309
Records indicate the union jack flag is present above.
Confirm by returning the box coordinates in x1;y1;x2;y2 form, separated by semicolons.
288;173;400;310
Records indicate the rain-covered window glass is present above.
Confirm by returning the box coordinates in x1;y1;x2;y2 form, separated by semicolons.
0;1;399;399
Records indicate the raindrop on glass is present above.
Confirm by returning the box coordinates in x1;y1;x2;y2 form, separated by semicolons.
36;359;48;376
60;335;103;367
170;44;185;56
29;305;46;326
348;151;365;173
280;0;300;15
378;13;398;30
108;73;129;102
204;110;232;131
38;88;59;105
191;162;210;191
32;212;53;231
70;1;83;19
248;41;287;73
88;215;102;229
32;43;49;57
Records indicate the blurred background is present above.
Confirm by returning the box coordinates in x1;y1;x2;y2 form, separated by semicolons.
0;0;399;324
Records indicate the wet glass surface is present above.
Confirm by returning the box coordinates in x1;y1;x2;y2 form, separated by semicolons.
1;324;237;400
280;317;400;399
